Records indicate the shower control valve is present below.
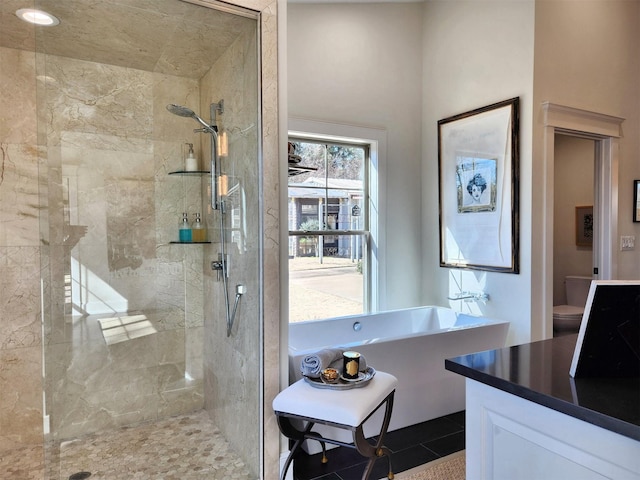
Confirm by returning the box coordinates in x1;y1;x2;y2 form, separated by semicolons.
211;253;230;280
211;259;224;271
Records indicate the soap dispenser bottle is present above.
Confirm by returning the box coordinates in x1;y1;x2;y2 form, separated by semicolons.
192;213;206;242
179;212;192;242
184;143;198;171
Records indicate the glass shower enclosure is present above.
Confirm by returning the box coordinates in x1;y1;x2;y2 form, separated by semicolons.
1;0;263;477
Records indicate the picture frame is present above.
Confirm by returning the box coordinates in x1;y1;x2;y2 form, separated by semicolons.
575;205;593;247
438;97;519;273
634;180;640;223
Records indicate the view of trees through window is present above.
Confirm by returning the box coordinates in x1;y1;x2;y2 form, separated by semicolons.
288;139;368;322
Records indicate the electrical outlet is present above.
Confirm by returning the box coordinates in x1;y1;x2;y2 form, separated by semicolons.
620;236;635;251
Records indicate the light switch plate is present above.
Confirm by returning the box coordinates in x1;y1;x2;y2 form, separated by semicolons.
620;235;635;251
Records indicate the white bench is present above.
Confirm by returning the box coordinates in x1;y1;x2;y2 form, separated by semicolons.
273;371;398;480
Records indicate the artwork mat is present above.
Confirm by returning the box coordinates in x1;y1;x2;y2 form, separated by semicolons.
438;97;519;273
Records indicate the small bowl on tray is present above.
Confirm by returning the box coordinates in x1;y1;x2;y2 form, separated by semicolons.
320;368;340;384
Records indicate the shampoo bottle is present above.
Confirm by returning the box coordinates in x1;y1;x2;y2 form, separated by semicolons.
179;212;192;242
185;143;198;171
192;213;206;242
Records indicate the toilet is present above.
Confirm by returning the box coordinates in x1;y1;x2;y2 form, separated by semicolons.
553;275;592;334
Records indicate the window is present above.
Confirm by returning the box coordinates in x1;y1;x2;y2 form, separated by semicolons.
288;136;374;322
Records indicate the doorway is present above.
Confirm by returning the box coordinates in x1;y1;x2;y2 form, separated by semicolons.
539;102;624;339
553;134;595;305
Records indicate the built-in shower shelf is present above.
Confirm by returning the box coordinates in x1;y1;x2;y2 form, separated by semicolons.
167;171;211;244
169;170;211;175
170;241;211;244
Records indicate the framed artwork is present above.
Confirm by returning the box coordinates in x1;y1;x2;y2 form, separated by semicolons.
438;97;519;273
634;180;640;223
575;205;593;247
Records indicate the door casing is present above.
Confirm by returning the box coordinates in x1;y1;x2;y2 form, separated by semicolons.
540;102;624;339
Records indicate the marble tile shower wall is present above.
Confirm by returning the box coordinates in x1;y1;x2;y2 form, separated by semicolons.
200;29;261;472
0;45;43;453
0;44;214;452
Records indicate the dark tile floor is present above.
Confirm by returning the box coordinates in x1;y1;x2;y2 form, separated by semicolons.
292;411;465;480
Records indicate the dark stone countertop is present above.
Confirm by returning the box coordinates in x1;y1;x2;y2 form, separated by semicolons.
445;334;640;442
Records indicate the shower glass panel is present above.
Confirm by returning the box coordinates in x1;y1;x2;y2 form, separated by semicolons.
32;0;261;477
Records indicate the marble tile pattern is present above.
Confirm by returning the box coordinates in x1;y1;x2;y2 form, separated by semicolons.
0;44;44;453
0;411;252;479
32;50;209;445
199;25;263;473
0;0;255;79
255;3;285;479
1;11;223;455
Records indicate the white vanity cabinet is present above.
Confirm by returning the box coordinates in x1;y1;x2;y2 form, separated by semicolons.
465;379;639;480
446;335;640;480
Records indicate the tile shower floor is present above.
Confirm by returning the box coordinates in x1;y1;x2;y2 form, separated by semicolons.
0;411;252;480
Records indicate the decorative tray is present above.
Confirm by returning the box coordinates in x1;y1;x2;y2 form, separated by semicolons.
303;367;376;390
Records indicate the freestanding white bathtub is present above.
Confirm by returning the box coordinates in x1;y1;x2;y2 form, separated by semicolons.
288;306;509;453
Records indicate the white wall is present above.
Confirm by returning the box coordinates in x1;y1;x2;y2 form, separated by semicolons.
531;0;640;340
533;0;640;282
288;3;425;310
421;0;536;346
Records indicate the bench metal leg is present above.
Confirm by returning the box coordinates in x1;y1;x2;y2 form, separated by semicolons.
276;416;328;480
354;392;395;480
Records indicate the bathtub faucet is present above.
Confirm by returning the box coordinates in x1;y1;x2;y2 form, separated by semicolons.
447;291;490;304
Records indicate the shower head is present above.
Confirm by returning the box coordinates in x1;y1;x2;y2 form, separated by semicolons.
166;103;216;134
166;103;196;118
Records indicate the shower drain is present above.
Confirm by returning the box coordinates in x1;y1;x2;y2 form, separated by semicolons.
68;472;92;480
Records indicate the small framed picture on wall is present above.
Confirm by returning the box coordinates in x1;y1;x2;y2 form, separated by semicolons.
576;205;593;247
634;180;640;223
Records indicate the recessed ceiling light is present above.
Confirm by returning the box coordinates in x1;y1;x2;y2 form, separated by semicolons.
16;8;60;26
